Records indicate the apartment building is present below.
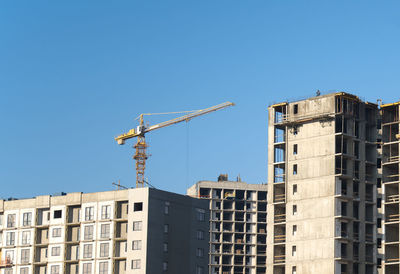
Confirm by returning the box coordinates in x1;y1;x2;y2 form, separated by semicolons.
187;176;268;274
0;187;209;274
267;92;379;274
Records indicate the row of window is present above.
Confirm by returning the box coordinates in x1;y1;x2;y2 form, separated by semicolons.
3;223;112;246
3;262;109;274
2;205;113;228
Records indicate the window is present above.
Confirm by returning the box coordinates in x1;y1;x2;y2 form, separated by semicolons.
292;225;297;236
132;240;142;250
6;231;15;246
83;263;92;274
52;246;61;256
52;228;62;238
23;212;32;226
85;207;94;221
84;225;94;240
20;267;29;274
83;244;93;258
293;104;298;114
100;243;109;257
101;205;111;219
293;144;298;155
164;202;170;214
163;262;168;271
53;210;62;219
133;221;142;231
292;184;298;195
292;246;296;256
164;224;169;233
7;214;16;228
196;266;204;274
100;224;110;238
293;205;297;215
196;248;204;257
21;249;30;263
51;265;60;274
293;164;297;175
293;126;298;135
131;259;141;269
4;269;12;274
163;242;168;252
134;202;143;212
99;262;108;274
197;208;205;221
22;231;31;245
292;266;297;274
5;250;14;262
197;230;204;240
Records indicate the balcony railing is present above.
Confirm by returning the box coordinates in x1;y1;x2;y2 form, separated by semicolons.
274;255;285;264
386;214;400;222
274;194;285;203
274;214;286;223
274;234;286;243
387;194;400;203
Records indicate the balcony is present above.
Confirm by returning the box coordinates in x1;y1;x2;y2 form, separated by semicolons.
274;214;285;224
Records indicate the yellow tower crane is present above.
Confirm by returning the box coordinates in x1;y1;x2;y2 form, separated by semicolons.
115;102;235;188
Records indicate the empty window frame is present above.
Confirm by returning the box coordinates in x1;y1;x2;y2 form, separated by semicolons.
293;104;298;114
292;225;297;236
134;202;143;212
293;184;298;195
53;210;62;219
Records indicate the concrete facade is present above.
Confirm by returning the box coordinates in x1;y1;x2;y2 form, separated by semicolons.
267;93;378;274
0;188;209;274
187;178;268;274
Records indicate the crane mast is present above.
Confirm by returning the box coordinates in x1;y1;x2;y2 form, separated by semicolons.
115;102;234;188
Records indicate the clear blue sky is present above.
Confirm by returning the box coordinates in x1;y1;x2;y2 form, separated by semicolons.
1;1;399;198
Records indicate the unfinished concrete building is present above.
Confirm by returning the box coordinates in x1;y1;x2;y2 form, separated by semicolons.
381;102;400;274
267;92;379;274
0;188;209;274
187;176;268;274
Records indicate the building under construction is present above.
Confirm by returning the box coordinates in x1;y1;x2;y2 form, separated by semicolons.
267;92;379;274
187;176;268;274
